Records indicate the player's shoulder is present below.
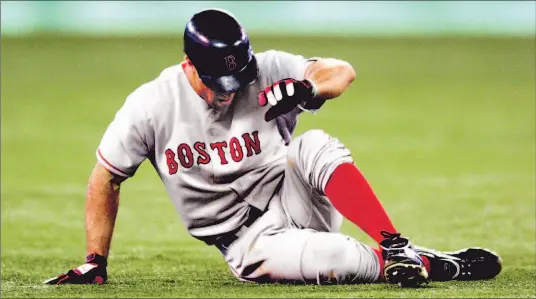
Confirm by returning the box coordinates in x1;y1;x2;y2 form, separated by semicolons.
256;49;319;63
254;49;320;82
255;50;293;79
124;64;184;109
257;49;320;72
156;64;184;83
255;49;297;65
143;64;184;93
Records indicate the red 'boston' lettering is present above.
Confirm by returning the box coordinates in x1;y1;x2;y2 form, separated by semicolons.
177;143;194;168
194;142;211;165
242;131;261;157
229;137;244;162
165;148;178;175
166;131;262;174
210;141;229;165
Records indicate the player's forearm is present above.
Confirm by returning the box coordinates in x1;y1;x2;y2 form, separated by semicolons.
85;163;123;257
305;59;356;101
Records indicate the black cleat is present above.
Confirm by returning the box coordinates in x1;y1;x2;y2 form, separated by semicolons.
415;246;502;281
380;231;430;288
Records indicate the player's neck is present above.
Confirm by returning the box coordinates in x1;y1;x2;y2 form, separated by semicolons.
182;61;206;99
181;61;233;114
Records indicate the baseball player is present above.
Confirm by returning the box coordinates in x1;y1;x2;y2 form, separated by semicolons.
45;9;501;287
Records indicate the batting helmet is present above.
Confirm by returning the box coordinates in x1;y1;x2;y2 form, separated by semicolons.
184;9;258;94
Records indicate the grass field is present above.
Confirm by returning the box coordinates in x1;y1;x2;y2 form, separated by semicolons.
1;35;535;298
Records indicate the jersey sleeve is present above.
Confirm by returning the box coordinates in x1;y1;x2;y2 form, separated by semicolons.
261;50;325;113
262;49;319;82
96;84;154;178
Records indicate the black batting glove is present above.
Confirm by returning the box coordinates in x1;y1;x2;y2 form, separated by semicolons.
44;253;108;285
258;78;317;122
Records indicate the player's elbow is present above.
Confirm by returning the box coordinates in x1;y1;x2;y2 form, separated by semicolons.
342;61;356;86
308;59;356;99
333;61;356;97
326;58;356;85
348;64;356;83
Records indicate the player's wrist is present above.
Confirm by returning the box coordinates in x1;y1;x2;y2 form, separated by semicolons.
296;79;321;113
85;253;108;267
302;79;318;99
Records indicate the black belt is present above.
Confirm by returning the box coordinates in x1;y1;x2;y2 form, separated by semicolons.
206;205;264;250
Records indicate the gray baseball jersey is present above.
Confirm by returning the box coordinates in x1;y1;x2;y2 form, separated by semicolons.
96;50;318;240
97;50;382;284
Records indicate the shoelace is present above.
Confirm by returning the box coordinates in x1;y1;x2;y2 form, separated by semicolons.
381;231;401;239
380;231;409;249
380;231;421;262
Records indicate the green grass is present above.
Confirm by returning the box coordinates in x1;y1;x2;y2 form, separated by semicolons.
1;34;535;298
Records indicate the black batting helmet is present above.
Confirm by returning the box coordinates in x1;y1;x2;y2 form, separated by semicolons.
184;9;258;94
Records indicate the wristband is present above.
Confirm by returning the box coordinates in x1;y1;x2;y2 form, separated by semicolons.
304;79;318;98
86;253;108;267
297;79;320;114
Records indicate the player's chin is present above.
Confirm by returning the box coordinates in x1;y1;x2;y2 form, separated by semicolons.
214;97;234;108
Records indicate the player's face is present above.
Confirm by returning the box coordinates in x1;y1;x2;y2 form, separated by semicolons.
183;58;237;110
201;88;236;110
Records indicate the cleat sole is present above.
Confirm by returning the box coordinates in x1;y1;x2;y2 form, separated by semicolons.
384;262;430;288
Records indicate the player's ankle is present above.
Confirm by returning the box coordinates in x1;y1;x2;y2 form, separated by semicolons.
420;255;432;275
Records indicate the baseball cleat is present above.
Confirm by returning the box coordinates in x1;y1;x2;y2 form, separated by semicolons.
415;246;502;281
380;231;430;288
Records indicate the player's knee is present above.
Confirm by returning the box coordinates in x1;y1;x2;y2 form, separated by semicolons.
301;233;380;285
287;130;327;159
287;129;352;192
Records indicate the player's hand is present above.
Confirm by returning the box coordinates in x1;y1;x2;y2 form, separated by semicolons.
43;253;107;285
258;78;316;122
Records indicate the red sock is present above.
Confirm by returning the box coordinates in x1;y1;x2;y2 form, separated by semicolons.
420;255;432;274
324;162;434;276
325;162;398;244
372;248;386;281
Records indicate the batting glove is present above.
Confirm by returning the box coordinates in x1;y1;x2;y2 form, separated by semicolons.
43;253;107;285
258;78;319;122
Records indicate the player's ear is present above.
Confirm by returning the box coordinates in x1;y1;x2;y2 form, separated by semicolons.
184;55;200;74
184;55;192;65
